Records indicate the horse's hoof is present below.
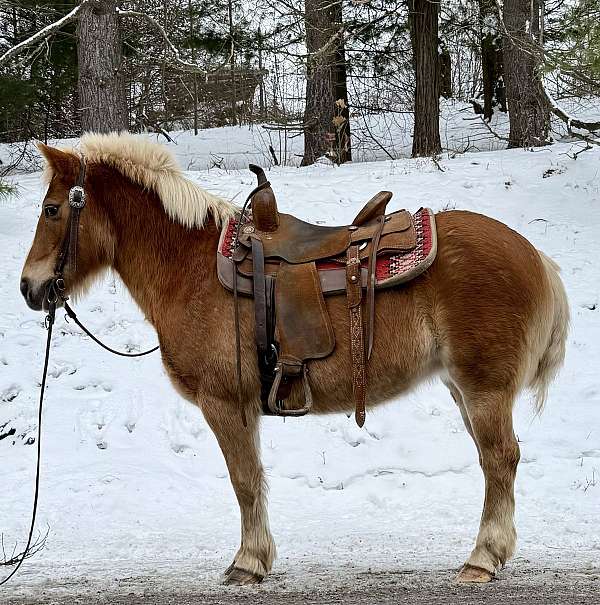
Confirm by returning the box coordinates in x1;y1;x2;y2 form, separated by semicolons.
223;561;236;577
455;564;494;584
223;566;264;586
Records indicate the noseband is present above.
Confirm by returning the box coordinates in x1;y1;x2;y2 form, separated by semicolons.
47;155;87;308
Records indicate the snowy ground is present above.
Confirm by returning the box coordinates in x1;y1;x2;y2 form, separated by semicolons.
1;135;599;598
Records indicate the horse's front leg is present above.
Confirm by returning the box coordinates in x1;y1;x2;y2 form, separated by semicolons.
200;396;276;585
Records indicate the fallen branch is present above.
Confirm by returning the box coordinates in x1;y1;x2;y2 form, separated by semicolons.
431;156;445;172
133;111;175;143
544;89;600;133
479;116;511;143
1;527;49;567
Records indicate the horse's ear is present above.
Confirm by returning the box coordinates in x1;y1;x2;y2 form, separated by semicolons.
37;142;79;182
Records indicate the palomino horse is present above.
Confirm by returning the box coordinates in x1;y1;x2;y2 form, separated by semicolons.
20;134;569;585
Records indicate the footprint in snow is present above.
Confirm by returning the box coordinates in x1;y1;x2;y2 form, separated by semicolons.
1;386;20;402
77;400;116;450
161;401;206;456
73;381;112;392
49;362;78;379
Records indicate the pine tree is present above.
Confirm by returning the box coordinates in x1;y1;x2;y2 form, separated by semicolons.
77;0;128;133
503;0;549;147
409;0;442;157
302;0;351;166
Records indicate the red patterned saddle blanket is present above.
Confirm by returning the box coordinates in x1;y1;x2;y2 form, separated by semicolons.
217;207;437;296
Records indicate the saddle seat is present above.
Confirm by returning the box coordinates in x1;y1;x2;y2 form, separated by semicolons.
218;165;437;427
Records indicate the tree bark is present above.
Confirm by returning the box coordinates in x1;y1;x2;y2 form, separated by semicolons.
409;0;441;157
302;0;351;166
479;0;505;121
439;47;452;99
77;0;128;133
502;0;549;147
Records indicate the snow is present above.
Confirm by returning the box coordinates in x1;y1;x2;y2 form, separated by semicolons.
1;134;599;595
0;100;514;172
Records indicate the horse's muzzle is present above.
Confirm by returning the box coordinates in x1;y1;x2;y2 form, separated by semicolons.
20;277;53;311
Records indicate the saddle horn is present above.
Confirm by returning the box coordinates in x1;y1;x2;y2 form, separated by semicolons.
248;164;279;233
249;164;268;186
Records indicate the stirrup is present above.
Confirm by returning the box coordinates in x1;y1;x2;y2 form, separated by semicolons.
267;362;313;417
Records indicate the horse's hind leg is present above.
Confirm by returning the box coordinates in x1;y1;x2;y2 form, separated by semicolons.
455;388;520;583
444;380;477;446
200;397;276;585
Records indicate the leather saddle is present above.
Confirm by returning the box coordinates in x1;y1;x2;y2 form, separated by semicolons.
217;165;437;426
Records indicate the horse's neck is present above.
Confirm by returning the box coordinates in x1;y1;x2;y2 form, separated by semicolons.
103;177;220;327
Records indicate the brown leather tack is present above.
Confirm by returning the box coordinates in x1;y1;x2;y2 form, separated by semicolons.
252;186;280;233
352;191;392;226
240;212;352;263
275;262;335;361
221;170;437;426
346;245;367;427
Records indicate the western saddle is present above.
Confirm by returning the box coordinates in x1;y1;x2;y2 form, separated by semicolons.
217;165;437;427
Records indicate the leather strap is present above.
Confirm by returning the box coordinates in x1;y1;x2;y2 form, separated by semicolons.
365;215;386;359
230;179;276;428
346;245;367;427
232;235;246;427
252;236;268;358
54;156;86;278
251;236;279;408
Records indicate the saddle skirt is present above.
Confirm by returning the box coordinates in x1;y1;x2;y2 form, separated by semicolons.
217;207;438;296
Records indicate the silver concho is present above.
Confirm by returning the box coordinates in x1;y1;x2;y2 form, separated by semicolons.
69;185;86;209
242;224;255;234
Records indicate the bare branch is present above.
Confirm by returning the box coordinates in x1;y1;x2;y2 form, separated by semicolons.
0;527;49;567
117;9;232;76
479;116;511;143
0;1;91;68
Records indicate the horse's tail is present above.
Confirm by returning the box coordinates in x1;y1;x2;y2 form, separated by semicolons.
530;251;569;413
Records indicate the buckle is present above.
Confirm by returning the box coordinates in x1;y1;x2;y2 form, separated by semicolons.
69;185;86;209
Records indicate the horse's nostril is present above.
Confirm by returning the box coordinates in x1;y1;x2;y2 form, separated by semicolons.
20;278;29;298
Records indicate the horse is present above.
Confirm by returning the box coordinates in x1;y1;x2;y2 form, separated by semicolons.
20;133;569;586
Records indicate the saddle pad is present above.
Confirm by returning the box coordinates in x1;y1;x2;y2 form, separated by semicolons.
217;208;437;296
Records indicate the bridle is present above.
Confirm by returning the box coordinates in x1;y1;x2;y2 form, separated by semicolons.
1;155;158;587
47;155;87;309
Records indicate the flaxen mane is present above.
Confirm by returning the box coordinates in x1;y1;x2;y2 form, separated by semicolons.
46;132;236;227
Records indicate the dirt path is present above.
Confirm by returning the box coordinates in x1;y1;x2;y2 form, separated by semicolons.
4;567;599;605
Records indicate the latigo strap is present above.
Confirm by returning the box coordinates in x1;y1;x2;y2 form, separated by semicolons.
346;244;367;427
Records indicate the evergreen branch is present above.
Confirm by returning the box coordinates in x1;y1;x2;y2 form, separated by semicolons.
0;0;92;68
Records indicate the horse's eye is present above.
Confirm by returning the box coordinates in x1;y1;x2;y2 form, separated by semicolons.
44;205;59;219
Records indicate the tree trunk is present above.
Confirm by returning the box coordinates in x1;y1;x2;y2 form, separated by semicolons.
409;0;441;157
503;0;549;147
77;0;128;133
479;0;505;121
439;47;452;99
302;0;351;166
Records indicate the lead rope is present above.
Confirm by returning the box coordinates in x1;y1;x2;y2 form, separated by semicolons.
0;290;158;586
0;301;56;586
63;301;159;358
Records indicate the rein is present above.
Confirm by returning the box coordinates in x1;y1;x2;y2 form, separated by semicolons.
0;156;158;586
